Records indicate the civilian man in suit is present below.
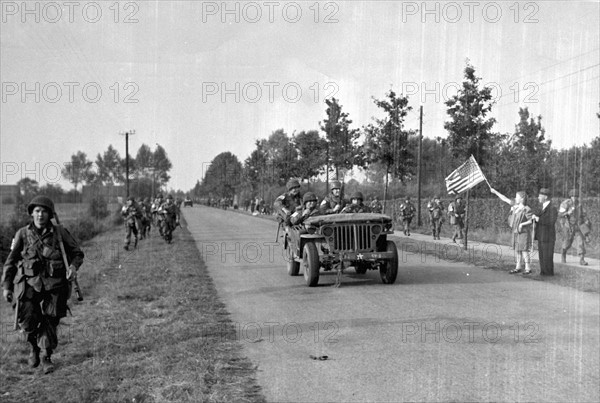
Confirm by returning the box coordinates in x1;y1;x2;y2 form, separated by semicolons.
532;188;558;276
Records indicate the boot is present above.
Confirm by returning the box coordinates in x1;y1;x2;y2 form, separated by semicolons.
28;345;40;368
523;263;532;275
580;257;588;266
42;350;54;374
561;249;567;263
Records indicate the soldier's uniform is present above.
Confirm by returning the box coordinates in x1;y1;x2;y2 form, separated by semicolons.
319;180;346;215
448;196;466;243
558;189;589;265
341;192;371;213
399;198;415;236
370;198;383;214
290;192;321;226
273;179;303;226
151;194;164;234
2;196;84;373
428;197;445;240
158;195;180;243
121;197;142;250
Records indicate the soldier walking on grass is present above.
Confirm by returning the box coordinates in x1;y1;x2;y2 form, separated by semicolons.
2;196;84;374
158;194;181;244
448;195;466;243
427;195;445;240
399;196;415;236
121;196;142;250
558;189;591;266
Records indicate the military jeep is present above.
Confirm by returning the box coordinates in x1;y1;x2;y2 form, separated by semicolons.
284;213;398;287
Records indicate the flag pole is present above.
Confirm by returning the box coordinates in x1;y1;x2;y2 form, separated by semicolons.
463;188;470;251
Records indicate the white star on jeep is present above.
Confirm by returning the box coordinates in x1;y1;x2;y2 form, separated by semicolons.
357;253;364;260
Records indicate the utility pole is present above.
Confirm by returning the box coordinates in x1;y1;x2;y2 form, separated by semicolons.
417;105;423;226
120;130;135;197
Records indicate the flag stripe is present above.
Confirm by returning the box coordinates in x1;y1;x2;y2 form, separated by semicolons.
445;156;486;194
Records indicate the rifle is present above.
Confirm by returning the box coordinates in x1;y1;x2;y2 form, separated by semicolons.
275;220;282;243
12;293;19;331
53;213;83;301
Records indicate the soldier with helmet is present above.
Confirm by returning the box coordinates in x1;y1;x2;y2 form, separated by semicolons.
369;196;383;214
158;194;180;243
399;196;415;236
558;189;591;265
341;192;371;213
121;196;142;250
290;192;321;226
2;195;84;374
319;180;346;215
151;193;164;234
273;179;303;226
427;195;445;240
447;195;466;243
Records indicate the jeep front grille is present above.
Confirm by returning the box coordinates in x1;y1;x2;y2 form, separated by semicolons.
332;224;373;252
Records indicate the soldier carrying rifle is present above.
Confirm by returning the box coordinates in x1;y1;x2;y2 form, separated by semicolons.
121;196;142;250
2;196;84;374
559;189;591;266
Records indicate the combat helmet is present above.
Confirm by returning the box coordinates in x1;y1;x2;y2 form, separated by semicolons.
351;191;364;201
166;194;173;200
27;195;55;218
303;192;318;204
568;189;578;197
286;178;300;191
330;180;342;190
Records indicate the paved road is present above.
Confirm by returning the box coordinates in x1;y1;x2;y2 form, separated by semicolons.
183;206;600;402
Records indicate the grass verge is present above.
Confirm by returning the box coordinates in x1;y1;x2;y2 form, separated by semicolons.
0;217;265;403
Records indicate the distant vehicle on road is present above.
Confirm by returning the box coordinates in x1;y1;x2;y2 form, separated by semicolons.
183;197;193;207
284;213;398;286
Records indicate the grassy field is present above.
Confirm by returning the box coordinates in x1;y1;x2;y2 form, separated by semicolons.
0;219;265;403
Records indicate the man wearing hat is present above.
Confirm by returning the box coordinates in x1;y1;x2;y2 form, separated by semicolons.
369;196;383;214
273;178;303;226
158;194;180;243
2;196;84;373
290;192;321;226
532;188;558;275
558;189;589;265
427;195;445;240
448;195;466;243
319;180;346;215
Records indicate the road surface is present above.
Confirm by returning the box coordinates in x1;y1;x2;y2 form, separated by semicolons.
183;206;599;402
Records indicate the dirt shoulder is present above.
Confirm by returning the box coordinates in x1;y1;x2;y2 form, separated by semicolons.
0;219;265;403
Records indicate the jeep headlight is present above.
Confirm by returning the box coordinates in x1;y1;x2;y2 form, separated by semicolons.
323;226;334;237
372;224;382;235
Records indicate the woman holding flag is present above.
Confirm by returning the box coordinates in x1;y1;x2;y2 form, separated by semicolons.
490;188;535;275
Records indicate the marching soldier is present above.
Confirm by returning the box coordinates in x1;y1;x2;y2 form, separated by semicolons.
2;196;84;373
369;196;383;214
273;179;303;226
158;194;180;243
399;196;415;236
427;196;445;240
341;192;371;213
558;189;590;266
448;195;466;243
319;180;346;215
121;196;142;250
151;193;164;234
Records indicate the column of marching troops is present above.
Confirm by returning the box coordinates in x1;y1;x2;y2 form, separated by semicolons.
0;185;593;373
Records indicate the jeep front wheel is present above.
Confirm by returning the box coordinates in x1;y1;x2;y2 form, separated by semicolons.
379;240;398;284
303;241;320;287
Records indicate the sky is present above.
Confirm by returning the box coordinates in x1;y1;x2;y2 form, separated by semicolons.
1;0;599;192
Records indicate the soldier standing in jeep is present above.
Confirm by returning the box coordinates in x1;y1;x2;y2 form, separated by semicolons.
273;179;302;226
319;180;346;215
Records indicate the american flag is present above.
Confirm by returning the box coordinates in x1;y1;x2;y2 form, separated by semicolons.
445;155;486;194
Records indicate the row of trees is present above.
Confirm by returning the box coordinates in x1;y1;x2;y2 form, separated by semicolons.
195;61;600;202
62;144;173;197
